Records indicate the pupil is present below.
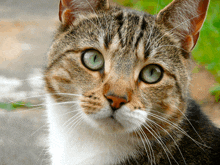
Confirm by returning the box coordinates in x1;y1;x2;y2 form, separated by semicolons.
150;68;154;76
94;55;97;63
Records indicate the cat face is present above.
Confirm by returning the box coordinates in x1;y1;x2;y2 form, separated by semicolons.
45;0;209;135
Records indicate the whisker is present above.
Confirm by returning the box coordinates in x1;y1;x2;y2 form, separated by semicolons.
62;112;82;128
147;112;208;148
139;127;155;165
146;118;187;165
175;107;204;143
141;124;174;165
31;124;48;137
67;115;84;133
136;129;152;164
6;93;81;104
32;101;79;107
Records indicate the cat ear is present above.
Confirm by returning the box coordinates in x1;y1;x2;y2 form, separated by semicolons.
59;0;109;25
157;0;209;51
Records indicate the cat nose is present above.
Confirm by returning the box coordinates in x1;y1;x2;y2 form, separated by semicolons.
105;95;128;111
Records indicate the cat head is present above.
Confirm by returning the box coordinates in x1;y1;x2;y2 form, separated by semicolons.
45;0;209;134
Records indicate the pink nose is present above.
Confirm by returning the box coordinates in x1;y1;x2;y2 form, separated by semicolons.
105;95;128;111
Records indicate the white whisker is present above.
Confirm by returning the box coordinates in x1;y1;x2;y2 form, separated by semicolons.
141;124;174;165
176;107;205;143
136;129;152;164
147;112;208;148
139;127;155;165
146;118;187;165
62;112;82;128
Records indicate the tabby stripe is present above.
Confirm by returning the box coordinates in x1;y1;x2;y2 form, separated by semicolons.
62;66;73;80
134;17;147;48
167;72;183;101
46;50;80;72
144;42;151;59
104;33;110;49
44;76;62;101
46;54;67;72
134;31;143;48
115;12;124;46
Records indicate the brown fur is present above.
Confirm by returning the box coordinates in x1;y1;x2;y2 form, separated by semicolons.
45;0;220;164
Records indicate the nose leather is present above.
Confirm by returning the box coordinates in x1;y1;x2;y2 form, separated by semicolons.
106;95;127;110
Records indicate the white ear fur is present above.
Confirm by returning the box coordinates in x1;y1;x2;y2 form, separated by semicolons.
157;0;210;51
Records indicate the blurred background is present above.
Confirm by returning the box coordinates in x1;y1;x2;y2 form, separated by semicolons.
0;0;219;164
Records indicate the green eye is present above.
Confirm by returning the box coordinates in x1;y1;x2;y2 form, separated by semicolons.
82;50;104;71
140;64;163;84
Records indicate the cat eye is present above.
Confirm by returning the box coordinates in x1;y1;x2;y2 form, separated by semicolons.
81;50;104;71
140;64;163;84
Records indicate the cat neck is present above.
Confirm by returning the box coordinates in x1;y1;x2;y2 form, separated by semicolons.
46;94;141;165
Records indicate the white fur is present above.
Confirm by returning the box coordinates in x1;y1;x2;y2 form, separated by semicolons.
46;95;148;165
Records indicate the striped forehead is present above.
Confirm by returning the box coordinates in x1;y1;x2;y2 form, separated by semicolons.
70;9;173;67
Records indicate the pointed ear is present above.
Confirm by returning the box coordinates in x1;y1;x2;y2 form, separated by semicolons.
157;0;209;51
59;0;109;25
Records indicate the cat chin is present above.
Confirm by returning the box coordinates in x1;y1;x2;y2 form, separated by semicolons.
83;106;148;134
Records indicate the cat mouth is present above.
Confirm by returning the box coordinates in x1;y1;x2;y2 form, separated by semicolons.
95;115;124;132
110;115;114;119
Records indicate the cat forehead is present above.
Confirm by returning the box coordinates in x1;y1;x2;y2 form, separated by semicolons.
55;7;184;74
66;8;180;56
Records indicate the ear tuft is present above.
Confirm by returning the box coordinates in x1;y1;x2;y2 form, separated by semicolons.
157;0;210;51
59;0;109;25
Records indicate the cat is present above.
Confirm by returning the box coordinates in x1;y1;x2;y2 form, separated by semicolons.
44;0;220;164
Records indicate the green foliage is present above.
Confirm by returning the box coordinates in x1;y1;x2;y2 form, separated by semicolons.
210;85;220;102
0;101;32;111
115;0;220;101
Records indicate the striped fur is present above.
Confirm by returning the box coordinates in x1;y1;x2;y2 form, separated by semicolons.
44;0;220;165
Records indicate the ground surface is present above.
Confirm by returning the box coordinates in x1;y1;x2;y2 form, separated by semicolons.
0;0;219;165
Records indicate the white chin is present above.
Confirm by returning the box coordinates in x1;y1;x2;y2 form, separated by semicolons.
95;117;125;133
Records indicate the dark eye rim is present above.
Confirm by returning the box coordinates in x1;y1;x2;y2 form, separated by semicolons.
139;64;164;84
81;49;104;71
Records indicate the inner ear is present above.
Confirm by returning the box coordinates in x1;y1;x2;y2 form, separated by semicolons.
157;0;210;51
59;0;109;25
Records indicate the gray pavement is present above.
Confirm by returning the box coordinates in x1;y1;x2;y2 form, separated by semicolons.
0;108;49;165
0;1;60;164
1;0;60;103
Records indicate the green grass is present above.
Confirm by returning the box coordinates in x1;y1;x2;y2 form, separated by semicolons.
0;101;33;111
115;0;220;101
